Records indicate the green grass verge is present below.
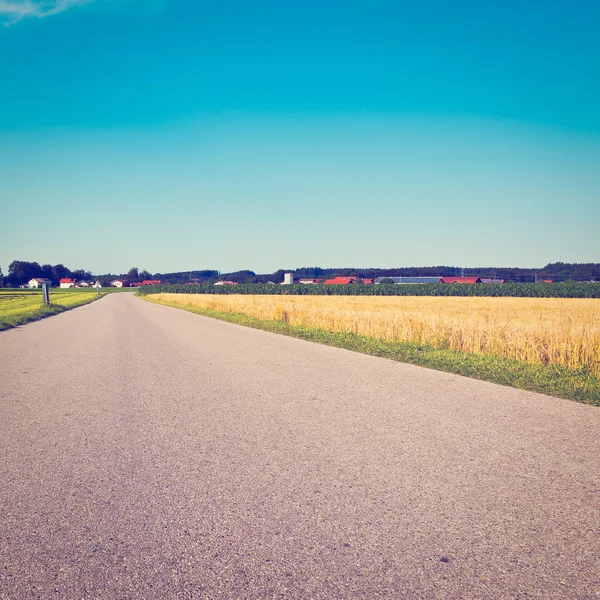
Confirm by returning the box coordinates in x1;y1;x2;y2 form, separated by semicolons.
0;290;103;330
142;295;600;406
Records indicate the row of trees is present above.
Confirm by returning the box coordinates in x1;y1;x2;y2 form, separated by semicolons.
282;263;600;282
2;262;157;287
3;261;93;287
202;264;600;284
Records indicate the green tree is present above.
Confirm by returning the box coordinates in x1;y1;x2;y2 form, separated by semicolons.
128;267;140;282
50;264;72;285
72;269;92;281
41;264;53;280
8;261;42;286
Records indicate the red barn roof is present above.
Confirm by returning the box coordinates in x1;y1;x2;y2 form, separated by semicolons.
59;278;75;283
323;277;356;285
441;277;482;284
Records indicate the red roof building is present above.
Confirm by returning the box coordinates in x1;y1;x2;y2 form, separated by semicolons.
441;277;482;284
141;280;162;285
323;277;357;285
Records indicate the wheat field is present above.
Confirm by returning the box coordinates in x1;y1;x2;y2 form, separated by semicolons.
151;293;600;375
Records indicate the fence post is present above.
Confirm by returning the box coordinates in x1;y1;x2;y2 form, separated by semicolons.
42;283;50;305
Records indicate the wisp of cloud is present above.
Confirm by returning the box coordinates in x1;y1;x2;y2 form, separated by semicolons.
0;0;94;25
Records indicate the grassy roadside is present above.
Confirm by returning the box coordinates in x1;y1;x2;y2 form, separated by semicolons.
141;295;600;406
0;290;104;331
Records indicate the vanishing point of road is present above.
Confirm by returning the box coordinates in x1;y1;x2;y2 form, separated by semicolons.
1;293;599;599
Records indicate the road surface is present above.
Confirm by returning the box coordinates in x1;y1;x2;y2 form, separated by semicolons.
1;293;599;599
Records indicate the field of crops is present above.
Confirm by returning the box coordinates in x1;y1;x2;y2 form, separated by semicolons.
0;290;101;330
150;293;600;376
137;281;600;298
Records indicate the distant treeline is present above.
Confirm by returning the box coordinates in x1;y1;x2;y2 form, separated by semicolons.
1;261;93;287
3;261;600;287
149;263;600;284
137;281;600;299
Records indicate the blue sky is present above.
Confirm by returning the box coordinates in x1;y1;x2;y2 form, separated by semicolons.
1;0;599;274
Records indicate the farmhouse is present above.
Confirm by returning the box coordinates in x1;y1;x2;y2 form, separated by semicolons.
59;278;76;288
215;281;238;286
28;278;52;289
111;280;130;288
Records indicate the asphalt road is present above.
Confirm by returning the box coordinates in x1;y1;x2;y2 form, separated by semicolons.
1;293;599;599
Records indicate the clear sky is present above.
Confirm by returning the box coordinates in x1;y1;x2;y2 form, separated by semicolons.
1;0;599;274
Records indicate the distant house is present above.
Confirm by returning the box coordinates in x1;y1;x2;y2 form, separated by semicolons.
141;280;161;286
76;281;91;287
59;278;76;288
214;281;238;286
440;277;481;284
481;278;505;284
28;278;52;289
374;277;443;285
111;280;127;288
